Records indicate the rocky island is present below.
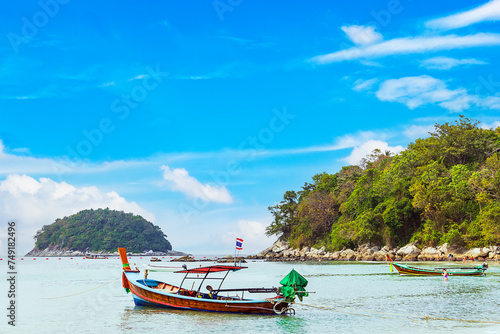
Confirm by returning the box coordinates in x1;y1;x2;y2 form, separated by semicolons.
26;208;186;257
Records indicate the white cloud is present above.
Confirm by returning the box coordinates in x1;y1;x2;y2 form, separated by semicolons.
403;124;436;140
352;78;379;91
479;96;500;109
439;94;478;112
0;174;154;223
376;75;476;111
481;120;500;129
426;0;500;30
0;174;154;255
352;75;500;112
344;140;404;166
161;165;233;204
310;33;500;64
221;219;273;254
341;25;383;45
420;56;487;70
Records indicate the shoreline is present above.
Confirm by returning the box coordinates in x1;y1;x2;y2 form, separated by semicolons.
24;247;189;258
21;239;500;263
251;240;499;263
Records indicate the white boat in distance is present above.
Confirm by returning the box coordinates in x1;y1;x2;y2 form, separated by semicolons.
143;264;185;272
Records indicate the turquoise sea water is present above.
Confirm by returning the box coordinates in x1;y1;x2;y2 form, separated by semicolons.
2;257;500;333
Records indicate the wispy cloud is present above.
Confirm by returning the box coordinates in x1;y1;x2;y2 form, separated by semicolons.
0;84;64;100
426;0;500;30
98;81;116;87
0;139;72;175
175;62;251;81
0;139;155;176
374;75;500;112
403;124;435;140
128;74;149;81
352;78;379;92
480;96;500;109
310;33;500;64
161;165;233;204
0;127;398;180
341;25;383;45
420;56;487;70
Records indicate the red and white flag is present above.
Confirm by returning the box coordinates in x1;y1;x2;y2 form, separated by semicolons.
235;238;243;250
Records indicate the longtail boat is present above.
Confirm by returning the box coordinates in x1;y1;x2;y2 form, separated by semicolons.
386;255;488;276
119;247;308;315
85;253;107;259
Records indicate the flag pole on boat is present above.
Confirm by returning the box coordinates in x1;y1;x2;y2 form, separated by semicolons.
235;237;243;266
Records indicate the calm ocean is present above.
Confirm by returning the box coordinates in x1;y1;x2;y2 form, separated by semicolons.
2;257;500;333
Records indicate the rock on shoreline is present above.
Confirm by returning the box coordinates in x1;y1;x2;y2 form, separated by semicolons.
25;245;188;257
248;240;499;262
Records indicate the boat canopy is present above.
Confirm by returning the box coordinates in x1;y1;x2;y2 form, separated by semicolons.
175;265;247;294
174;265;247;274
280;269;308;302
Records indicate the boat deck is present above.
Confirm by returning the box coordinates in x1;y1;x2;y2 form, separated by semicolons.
137;279;244;301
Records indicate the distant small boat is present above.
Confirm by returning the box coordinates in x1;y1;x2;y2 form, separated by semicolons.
143;264;183;272
386;255;488;276
85;254;107;259
150;257;161;262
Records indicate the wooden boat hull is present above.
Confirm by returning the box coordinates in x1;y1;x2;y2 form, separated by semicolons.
391;262;484;276
123;271;287;315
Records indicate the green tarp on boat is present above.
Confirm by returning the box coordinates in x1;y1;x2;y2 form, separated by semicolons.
280;269;308;302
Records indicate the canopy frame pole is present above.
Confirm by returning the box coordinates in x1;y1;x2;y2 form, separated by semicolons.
178;272;189;291
196;268;212;295
216;270;231;292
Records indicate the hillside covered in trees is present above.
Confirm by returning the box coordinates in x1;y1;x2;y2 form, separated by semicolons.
33;208;172;253
266;117;500;251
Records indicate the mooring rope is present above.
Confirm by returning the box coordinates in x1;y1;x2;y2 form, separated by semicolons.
41;277;120;299
295;302;500;324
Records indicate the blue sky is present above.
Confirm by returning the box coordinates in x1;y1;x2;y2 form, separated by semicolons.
1;0;500;256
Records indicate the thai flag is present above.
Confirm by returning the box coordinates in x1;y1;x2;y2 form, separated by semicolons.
236;238;243;250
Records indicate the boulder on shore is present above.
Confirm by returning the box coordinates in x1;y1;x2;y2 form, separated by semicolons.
253;239;500;263
397;243;421;258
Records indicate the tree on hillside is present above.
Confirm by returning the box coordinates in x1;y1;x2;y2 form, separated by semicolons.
266;117;500;251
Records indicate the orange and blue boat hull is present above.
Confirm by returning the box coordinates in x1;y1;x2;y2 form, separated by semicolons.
123;271;287;314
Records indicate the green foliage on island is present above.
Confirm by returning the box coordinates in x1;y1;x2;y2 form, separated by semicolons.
34;208;172;253
266;117;500;250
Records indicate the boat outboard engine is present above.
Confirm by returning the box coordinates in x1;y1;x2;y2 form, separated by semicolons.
481;262;489;276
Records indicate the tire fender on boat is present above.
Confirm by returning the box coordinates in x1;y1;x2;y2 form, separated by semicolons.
273;300;287;314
